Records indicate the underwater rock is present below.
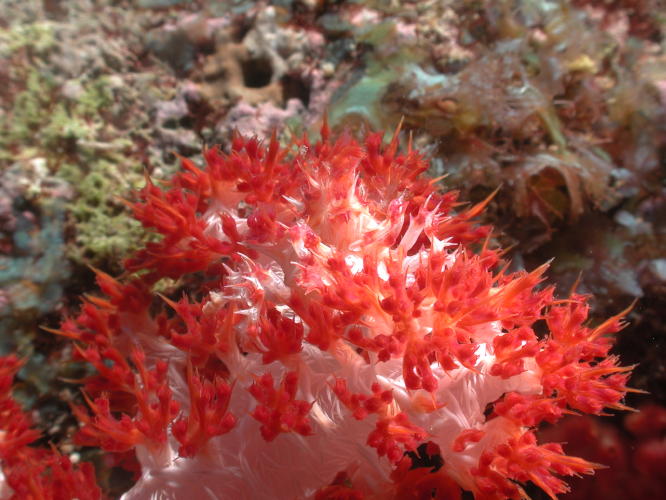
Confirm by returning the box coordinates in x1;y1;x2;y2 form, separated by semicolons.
0;159;72;328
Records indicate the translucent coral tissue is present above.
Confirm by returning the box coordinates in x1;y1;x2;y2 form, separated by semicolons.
49;123;634;499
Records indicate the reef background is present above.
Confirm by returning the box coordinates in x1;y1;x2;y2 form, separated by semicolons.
1;0;664;498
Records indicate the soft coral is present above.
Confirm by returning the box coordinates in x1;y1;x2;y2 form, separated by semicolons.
0;355;101;500
53;123;635;499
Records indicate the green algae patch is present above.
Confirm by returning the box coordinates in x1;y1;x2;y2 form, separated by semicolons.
57;158;146;269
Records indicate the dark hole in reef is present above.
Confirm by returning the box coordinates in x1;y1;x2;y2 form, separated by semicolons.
532;318;549;339
61;135;79;156
179;115;194;129
241;55;273;88
281;74;311;107
483;401;494;419
199;39;217;56
407;442;444;472
163;119;179;129
231;18;253;43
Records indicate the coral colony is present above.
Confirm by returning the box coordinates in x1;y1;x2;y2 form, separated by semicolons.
1;123;635;499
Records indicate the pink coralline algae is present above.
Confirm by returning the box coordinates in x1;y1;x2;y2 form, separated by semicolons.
48;123;634;499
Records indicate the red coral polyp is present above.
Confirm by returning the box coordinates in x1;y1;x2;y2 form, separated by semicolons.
0;356;102;500
51;123;634;499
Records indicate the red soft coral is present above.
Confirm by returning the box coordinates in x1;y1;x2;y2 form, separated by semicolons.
52;123;635;499
0;355;101;500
